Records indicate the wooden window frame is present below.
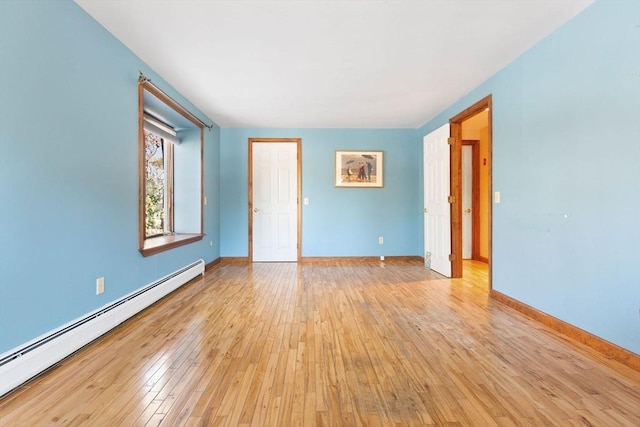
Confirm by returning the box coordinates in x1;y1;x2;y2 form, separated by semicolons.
138;81;204;257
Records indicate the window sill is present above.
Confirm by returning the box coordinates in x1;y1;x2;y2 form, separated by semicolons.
140;233;204;257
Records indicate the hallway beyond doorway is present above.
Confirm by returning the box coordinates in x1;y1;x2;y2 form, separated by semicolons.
462;259;489;290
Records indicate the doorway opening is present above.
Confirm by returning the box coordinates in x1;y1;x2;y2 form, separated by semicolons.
450;95;492;288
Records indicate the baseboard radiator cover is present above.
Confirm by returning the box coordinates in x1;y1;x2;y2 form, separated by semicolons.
0;259;205;397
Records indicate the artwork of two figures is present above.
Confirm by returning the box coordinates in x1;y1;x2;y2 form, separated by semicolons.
335;151;384;188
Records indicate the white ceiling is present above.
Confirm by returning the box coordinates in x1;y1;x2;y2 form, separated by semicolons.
75;0;592;129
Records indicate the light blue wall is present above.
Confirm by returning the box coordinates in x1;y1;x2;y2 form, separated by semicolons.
1;0;636;359
220;128;421;257
0;0;220;353
419;0;640;353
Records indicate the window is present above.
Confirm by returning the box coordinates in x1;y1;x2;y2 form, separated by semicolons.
138;78;204;256
144;121;174;238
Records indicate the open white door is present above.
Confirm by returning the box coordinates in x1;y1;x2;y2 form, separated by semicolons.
251;142;298;262
462;145;472;259
424;124;451;277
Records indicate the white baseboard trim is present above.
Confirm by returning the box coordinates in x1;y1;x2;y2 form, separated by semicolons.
0;259;205;397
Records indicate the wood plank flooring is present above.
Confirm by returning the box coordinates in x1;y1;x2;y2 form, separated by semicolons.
1;260;638;426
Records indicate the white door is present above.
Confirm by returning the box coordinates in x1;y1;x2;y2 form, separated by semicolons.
252;142;298;262
423;124;451;277
462;145;472;259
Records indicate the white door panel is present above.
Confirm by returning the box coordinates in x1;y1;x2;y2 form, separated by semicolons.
424;124;451;277
462;145;472;259
252;142;297;262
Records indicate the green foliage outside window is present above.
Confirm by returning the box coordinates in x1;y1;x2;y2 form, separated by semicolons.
145;131;165;237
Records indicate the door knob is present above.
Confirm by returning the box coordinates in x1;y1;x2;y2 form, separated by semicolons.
423;208;428;213
464;208;471;213
253;207;260;213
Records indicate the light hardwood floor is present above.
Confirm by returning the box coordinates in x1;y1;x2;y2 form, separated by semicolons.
1;260;638;426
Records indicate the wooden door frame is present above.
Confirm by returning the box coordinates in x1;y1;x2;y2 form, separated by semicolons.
248;138;302;262
449;95;492;286
462;140;481;261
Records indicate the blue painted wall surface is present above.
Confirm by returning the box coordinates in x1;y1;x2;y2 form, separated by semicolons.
1;0;636;359
0;0;220;353
419;0;640;353
220;128;421;257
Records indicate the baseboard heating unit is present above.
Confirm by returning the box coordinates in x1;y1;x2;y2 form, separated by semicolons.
0;259;205;397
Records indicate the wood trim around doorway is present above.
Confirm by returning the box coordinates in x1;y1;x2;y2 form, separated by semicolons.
248;138;302;262
449;95;492;286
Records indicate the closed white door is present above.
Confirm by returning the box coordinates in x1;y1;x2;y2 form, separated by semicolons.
251;142;298;262
462;145;472;259
423;124;451;277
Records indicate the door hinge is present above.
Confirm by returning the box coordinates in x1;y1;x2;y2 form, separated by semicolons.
447;137;456;145
447;195;455;203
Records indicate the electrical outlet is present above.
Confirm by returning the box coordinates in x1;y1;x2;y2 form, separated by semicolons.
378;236;384;245
380;256;385;261
96;277;105;295
210;240;214;247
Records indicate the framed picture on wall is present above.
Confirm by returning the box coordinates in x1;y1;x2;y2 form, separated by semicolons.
335;150;383;188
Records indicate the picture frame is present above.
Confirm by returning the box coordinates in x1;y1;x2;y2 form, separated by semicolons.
335;150;383;188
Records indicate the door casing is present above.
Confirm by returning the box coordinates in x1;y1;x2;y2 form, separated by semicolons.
449;95;492;286
248;138;302;262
